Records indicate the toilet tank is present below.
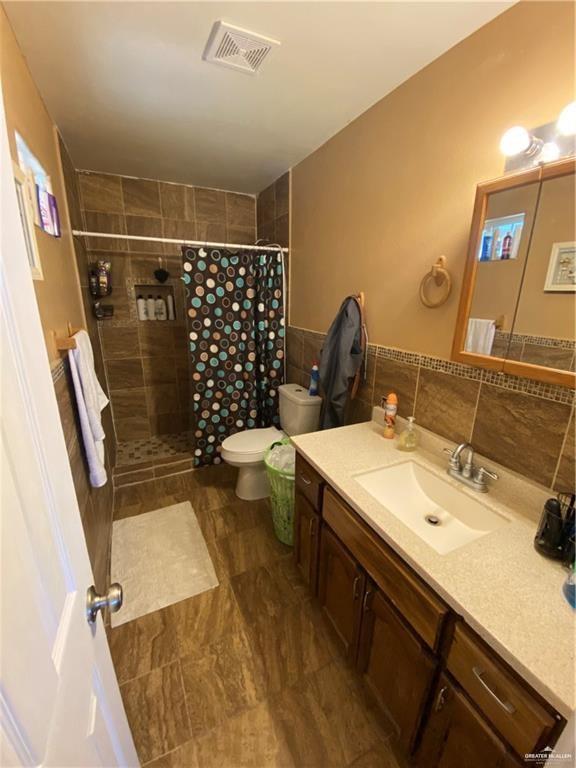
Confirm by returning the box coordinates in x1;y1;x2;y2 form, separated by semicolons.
279;383;322;436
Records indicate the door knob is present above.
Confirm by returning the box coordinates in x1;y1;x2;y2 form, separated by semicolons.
86;583;123;624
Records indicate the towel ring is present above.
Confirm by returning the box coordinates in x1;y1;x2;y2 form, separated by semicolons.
419;256;452;308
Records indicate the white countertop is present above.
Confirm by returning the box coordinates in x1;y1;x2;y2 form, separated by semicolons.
291;418;575;718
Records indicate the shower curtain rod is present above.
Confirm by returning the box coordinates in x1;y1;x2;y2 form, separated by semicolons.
72;230;289;253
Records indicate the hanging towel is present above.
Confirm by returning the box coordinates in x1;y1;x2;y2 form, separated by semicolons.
68;330;109;487
465;318;496;355
319;296;364;430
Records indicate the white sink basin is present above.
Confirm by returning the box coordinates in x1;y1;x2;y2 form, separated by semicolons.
354;461;509;555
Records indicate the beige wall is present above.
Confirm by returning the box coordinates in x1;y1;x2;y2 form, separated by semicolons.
1;6;85;365
290;2;575;358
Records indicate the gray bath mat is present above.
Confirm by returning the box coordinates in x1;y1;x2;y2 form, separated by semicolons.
110;502;218;627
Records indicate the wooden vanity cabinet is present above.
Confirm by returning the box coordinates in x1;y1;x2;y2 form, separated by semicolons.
293;454;324;592
293;451;564;765
317;525;366;661
294;491;320;592
416;674;522;768
357;583;437;753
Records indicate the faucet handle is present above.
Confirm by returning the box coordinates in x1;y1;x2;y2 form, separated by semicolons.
443;448;455;456
474;466;499;485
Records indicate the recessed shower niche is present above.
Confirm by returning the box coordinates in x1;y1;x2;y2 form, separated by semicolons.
133;283;176;322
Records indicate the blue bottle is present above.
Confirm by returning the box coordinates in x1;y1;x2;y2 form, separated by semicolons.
563;565;576;609
309;361;320;396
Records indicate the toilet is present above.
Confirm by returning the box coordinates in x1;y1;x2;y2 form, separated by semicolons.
221;383;322;501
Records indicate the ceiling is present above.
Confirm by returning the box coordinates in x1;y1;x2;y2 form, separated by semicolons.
5;2;513;193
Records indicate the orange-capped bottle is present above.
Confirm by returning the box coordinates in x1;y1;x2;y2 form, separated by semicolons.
382;392;398;439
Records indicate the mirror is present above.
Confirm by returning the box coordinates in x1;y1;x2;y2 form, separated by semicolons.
510;174;575;371
452;159;575;387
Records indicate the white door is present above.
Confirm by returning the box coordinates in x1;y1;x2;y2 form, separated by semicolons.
0;89;138;767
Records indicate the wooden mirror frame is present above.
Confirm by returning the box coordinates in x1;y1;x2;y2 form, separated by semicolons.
452;157;576;388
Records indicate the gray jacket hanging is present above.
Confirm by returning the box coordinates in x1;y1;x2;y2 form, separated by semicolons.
319;296;364;429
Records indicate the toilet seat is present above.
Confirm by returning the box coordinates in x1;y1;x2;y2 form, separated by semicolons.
221;426;285;465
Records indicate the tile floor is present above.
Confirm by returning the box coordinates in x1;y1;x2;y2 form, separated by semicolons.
116;432;194;467
109;465;403;767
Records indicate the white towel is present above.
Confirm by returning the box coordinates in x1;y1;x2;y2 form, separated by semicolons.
68;330;109;487
465;318;496;355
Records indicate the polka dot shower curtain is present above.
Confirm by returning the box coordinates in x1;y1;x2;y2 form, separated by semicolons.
182;246;285;466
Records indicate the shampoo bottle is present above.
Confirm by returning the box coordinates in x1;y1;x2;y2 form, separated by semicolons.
156;296;167;321
166;293;175;320
137;295;148;321
147;295;156;321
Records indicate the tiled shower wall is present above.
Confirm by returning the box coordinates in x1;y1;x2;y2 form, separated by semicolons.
287;326;575;493
256;172;290;248
74;171;257;443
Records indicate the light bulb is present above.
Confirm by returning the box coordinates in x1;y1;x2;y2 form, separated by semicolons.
557;101;576;136
539;142;560;163
499;126;531;157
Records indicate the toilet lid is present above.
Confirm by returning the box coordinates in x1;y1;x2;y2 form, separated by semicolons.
221;426;284;456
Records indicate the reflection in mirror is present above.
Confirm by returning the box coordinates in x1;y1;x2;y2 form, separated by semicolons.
509;174;575;371
465;182;540;359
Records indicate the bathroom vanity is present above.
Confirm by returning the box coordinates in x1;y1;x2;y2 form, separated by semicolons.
292;420;572;767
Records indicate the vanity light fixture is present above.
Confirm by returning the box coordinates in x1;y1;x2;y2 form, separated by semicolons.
499;126;542;158
557;101;576;136
539;141;561;163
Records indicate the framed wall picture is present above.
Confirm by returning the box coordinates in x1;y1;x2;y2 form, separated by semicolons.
544;241;576;292
13;162;43;281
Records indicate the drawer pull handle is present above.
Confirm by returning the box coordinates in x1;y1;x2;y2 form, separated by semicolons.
363;589;372;612
472;667;516;715
299;474;312;486
353;575;361;600
435;685;448;712
309;518;316;537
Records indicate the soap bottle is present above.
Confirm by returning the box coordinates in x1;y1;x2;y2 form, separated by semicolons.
156;295;167;321
382;392;398;439
397;416;419;452
147;295;156;321
309;361;320;396
136;294;148;321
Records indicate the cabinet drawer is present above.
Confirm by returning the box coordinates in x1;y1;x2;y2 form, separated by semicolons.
447;623;558;756
323;487;448;650
295;453;324;510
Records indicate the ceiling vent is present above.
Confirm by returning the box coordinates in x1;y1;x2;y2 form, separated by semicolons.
203;21;280;75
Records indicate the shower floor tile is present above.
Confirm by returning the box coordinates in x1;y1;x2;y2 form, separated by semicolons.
116;432;193;468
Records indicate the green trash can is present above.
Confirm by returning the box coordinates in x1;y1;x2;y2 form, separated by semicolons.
264;438;296;546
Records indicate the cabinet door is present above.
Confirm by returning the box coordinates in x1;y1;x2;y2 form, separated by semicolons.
357;586;437;753
294;491;320;593
318;526;365;661
416;674;522;768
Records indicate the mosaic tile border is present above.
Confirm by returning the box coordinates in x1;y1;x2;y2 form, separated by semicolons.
289;325;575;405
494;330;575;350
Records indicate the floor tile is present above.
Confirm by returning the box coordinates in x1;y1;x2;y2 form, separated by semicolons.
193;701;294;768
180;629;266;735
186;465;238;511
109;606;178;684
143;739;199;768
194;498;270;542
120;661;191;764
168;583;245;656
215;523;290;578
246;601;333;694
231;557;305;626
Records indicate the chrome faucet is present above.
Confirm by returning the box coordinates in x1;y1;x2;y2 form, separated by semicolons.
444;442;498;493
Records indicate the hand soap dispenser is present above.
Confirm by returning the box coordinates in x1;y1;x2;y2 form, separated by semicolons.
397;416;419;452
